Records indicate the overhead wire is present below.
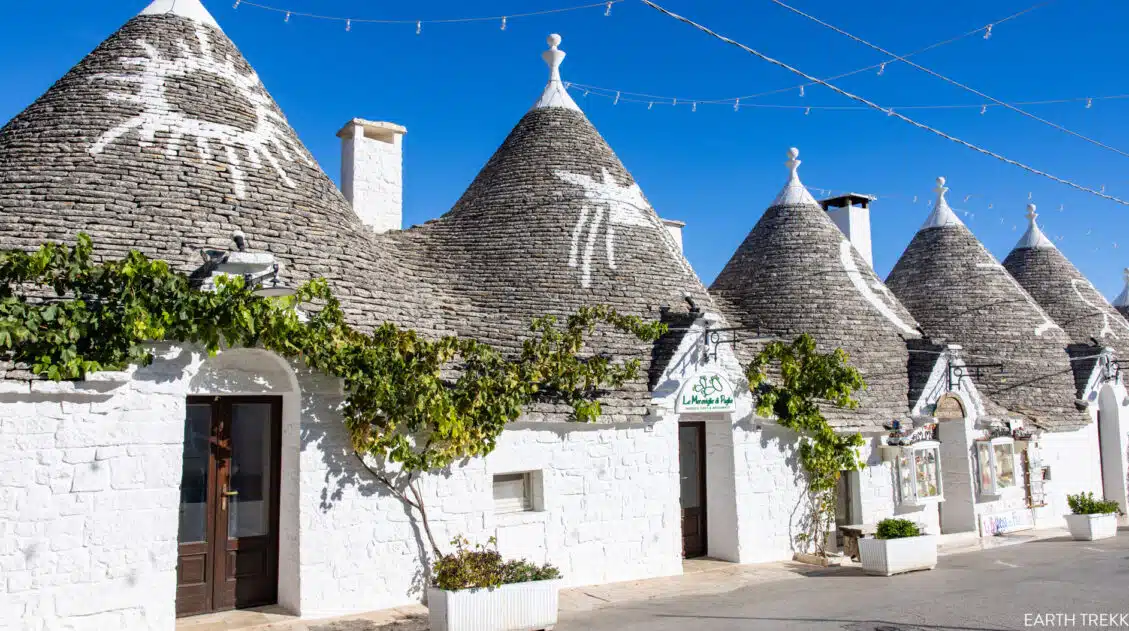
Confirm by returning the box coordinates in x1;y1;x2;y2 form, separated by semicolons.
567;0;1054;106
637;0;1129;207
233;0;625;25
767;0;1129;159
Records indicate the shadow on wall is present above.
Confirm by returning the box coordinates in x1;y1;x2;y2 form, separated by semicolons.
733;418;807;554
298;395;456;600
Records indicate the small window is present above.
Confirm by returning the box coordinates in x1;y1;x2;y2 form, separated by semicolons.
493;472;533;514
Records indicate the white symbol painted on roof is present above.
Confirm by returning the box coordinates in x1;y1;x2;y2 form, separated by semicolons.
88;24;311;199
555;168;685;288
1070;278;1129;340
839;241;918;336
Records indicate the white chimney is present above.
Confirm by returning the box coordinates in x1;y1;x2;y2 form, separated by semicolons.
820;193;875;269
337;119;407;233
662;218;685;253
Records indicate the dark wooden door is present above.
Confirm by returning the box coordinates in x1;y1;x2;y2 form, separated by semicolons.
678;422;707;558
176;397;282;617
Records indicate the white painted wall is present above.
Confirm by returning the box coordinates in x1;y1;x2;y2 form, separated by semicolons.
1096;385;1129;513
1036;422;1104;528
337;119;405;233
0;347;686;629
297;414;682;618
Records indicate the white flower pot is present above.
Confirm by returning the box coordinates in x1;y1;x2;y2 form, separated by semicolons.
428;579;562;631
858;535;937;576
1064;513;1118;541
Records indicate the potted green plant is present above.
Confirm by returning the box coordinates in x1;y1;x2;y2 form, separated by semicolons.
1064;492;1121;541
427;537;563;631
857;518;937;576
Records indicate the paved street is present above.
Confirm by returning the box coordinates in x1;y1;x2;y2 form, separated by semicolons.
556;533;1129;631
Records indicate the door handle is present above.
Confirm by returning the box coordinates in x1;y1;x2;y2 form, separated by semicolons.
221;485;238;510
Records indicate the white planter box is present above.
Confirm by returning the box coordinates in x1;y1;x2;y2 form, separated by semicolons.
858;535;937;576
1064;513;1119;541
428;579;562;631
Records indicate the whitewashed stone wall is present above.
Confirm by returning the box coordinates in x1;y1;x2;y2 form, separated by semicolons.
0;365;185;631
729;420;805;563
1035;423;1103;528
298;413;682;617
1;346;686;628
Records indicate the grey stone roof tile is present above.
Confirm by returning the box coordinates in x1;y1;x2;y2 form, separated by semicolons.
709;173;924;430
886;217;1088;431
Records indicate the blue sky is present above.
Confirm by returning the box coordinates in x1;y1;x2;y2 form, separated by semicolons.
3;0;1128;296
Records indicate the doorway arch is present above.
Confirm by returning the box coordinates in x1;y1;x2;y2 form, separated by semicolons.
186;348;303;615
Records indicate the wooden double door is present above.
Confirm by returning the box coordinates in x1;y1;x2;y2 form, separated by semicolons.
176;396;282;617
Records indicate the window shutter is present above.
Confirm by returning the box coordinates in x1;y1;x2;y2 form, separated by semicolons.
493;473;531;514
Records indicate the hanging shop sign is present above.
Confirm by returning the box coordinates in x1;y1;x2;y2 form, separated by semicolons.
676;372;736;413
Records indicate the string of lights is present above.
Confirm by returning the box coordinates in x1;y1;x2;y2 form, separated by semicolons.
768;0;1129;160
638;0;1129;207
565;0;1053;108
565;84;1129;113
230;0;623;31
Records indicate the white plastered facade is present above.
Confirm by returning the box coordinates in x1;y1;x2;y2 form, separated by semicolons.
0;344;684;629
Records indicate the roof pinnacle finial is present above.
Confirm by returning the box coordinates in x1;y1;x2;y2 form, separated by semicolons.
934;176;948;203
1115;267;1129;308
1014;201;1055;250
544;34;565;82
532;33;581;111
770;147;818;207
786;147;801;174
919;176;964;230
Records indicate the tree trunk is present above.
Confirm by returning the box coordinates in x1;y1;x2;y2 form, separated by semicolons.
408;478;442;559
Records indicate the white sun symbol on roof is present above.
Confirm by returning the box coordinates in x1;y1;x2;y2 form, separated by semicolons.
88;23;310;199
555;168;692;288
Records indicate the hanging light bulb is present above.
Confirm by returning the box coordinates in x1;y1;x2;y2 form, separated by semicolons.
648;102;654;110
877;63;886;76
500;16;506;30
692;102;697;112
805;107;811;116
672;98;678;107
345;19;351;31
232;0;241;7
980;105;987;115
284;11;290;22
613;91;620;105
734;98;740;112
983;24;993;39
1086;98;1093;109
605;1;613;16
583;90;589;98
416;21;422;35
799;85;805;97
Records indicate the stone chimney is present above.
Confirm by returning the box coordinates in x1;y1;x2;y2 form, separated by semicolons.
661;218;685;253
819;193;875;269
337;119;407;233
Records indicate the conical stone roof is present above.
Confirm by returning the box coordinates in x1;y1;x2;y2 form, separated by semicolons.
0;0;452;333
1003;204;1129;358
379;35;712;421
710;149;923;430
1111;269;1129;321
886;179;1086;431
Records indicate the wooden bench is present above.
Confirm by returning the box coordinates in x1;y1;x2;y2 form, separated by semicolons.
838;523;878;561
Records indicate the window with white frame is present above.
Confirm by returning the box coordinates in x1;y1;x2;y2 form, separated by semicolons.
976;437;1016;496
493;472;534;514
891;441;944;506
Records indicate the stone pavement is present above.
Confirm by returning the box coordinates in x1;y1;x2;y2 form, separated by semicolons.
174;526;1087;631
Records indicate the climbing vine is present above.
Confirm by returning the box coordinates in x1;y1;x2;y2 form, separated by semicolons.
0;235;667;557
745;333;866;556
